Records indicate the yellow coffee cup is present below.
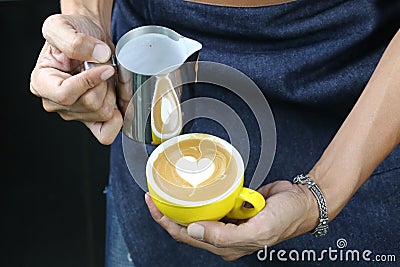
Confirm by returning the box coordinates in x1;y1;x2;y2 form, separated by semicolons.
146;133;265;226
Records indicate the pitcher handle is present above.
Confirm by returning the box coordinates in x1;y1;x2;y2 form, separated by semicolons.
83;55;118;70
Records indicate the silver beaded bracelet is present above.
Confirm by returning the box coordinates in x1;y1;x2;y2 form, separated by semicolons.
293;174;329;237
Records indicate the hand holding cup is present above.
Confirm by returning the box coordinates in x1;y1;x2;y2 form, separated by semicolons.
146;133;266;225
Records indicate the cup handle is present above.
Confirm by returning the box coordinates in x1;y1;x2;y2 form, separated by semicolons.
227;187;266;220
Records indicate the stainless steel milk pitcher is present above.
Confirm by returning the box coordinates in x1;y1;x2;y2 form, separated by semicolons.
85;25;202;144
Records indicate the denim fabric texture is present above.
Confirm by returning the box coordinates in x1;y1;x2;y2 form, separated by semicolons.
107;0;400;266
105;184;135;267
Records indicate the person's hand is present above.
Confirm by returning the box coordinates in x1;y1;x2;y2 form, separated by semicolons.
30;14;122;145
145;180;319;261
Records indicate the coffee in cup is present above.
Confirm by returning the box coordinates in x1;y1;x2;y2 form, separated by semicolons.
146;133;265;225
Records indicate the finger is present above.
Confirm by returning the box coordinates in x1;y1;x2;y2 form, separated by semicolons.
145;194;218;249
83;108;122;145
144;193;203;244
52;103;114;122
30;82;39;96
187;221;250;248
257;180;293;198
145;193;248;248
41;83;106;113
145;193;163;221
32;65;114;106
42;14;111;62
56;79;116;122
145;193;189;243
145;193;182;230
41;75;113;113
60;66;115;105
75;78;111;112
42;98;69;112
144;194;247;258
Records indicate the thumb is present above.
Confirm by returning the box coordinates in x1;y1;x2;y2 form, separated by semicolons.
42;14;111;62
187;221;245;247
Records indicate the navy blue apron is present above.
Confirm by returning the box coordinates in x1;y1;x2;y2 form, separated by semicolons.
109;0;400;266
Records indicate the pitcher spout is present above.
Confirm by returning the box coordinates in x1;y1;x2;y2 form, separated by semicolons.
181;37;202;60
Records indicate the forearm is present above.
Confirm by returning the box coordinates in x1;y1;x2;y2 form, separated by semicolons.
60;0;114;34
309;29;400;220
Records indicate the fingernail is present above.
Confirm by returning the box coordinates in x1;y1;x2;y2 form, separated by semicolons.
93;44;110;62
188;223;204;240
101;68;115;81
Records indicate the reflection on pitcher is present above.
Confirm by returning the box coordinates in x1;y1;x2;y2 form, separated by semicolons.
151;74;183;144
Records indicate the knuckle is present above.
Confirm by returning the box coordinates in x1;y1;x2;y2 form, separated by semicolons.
99;102;114;121
30;84;38;96
221;256;232;261
212;232;226;248
103;109;114;121
222;255;239;262
81;94;102;112
71;33;87;58
262;224;274;239
98;135;114;145
80;73;97;89
42;15;56;39
54;90;75;106
30;71;39;96
59;112;73;121
42;14;64;40
42;100;55;112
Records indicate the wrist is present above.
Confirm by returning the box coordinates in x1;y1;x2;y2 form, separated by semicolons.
295;183;320;232
60;0;113;35
307;160;360;221
294;175;329;237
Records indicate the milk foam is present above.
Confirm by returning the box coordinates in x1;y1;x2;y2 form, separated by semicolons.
175;156;216;188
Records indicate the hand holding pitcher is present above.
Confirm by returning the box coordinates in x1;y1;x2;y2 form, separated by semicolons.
30;14;122;145
85;26;202;144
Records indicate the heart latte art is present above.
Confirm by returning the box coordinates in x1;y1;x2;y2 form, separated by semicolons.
151;136;239;201
175;156;216;187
